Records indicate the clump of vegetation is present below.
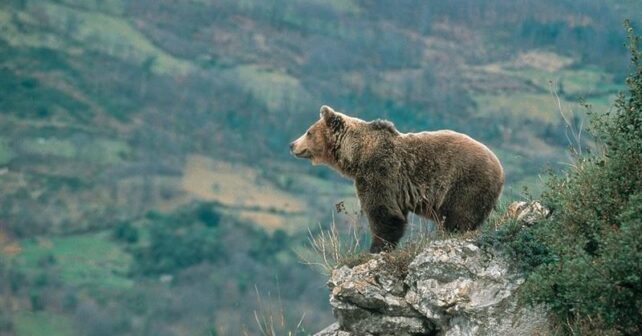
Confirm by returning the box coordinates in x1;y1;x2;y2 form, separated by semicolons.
132;203;224;275
112;220;139;243
477;201;555;273
505;22;642;335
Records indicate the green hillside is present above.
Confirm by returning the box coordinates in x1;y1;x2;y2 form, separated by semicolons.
0;0;640;334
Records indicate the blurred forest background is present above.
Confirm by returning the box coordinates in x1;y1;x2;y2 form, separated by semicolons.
0;0;640;335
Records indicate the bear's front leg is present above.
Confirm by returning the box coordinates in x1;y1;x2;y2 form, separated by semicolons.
366;205;407;253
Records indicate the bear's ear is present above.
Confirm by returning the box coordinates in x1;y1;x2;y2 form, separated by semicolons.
320;105;335;120
320;105;344;133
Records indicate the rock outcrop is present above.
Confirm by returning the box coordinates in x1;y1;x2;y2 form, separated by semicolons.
315;238;551;336
506;201;550;226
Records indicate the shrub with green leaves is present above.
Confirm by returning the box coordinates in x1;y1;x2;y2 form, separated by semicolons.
133;203;224;275
112;220;139;243
520;21;642;335
477;214;555;273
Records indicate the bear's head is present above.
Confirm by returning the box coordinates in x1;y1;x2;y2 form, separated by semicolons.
290;105;398;175
290;105;348;168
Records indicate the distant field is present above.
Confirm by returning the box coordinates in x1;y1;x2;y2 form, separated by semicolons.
472;50;622;122
181;155;308;232
14;311;74;336
473;92;562;123
0;2;192;75
15;134;131;165
4;230;132;336
0;136;14;165
232;65;311;112
15;231;133;289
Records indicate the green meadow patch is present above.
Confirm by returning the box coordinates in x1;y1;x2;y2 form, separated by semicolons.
0;2;192;75
17;231;133;289
40;2;193;75
19;138;76;158
557;68;618;96
77;138;130;163
0;137;14;165
232;65;311;111
473;92;564;123
14;311;74;336
18;136;129;163
483;54;624;120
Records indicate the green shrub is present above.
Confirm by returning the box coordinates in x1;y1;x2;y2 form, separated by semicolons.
29;289;45;311
196;203;221;228
0;310;12;334
133;202;223;275
249;229;286;262
478;215;555;273
520;21;642;335
112;220;139;243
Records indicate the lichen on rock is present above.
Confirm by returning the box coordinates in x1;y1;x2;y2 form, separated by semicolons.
315;238;551;336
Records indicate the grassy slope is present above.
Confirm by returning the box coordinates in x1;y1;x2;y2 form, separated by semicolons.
5;231;131;335
15;232;133;289
464;50;624;196
14;312;74;336
1;2;192;75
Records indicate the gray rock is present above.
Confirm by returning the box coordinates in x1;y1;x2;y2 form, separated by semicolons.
315;323;355;336
507;201;550;225
314;239;551;336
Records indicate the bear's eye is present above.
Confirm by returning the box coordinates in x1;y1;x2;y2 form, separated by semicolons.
306;130;312;137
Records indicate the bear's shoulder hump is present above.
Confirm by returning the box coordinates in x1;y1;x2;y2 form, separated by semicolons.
369;119;399;135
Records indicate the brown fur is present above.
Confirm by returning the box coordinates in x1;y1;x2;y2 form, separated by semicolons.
290;106;504;253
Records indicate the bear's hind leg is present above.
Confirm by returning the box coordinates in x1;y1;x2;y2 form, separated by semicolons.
366;205;407;253
442;207;479;232
442;196;494;231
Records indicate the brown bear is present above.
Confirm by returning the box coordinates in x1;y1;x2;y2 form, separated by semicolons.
290;105;504;253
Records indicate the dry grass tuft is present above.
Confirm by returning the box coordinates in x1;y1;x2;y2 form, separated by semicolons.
299;209;442;276
245;285;306;336
297;209;367;275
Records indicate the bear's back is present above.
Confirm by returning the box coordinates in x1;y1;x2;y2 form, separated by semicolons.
394;129;504;196
399;130;500;166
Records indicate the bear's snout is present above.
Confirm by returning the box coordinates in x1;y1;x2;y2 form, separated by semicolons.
289;139;300;156
290;137;312;159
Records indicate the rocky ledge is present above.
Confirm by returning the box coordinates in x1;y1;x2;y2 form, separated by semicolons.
315;238;551;336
